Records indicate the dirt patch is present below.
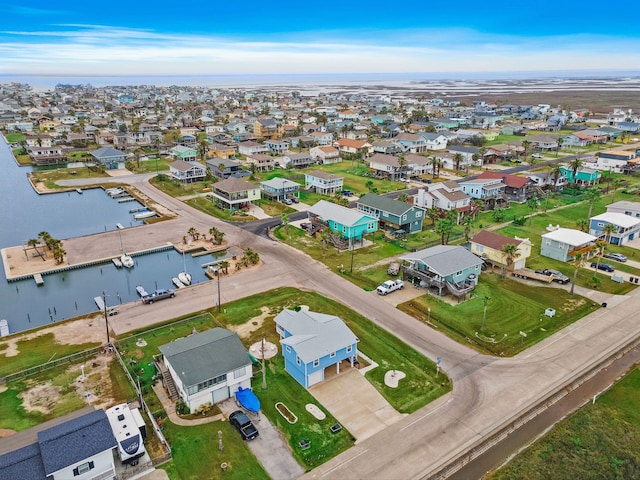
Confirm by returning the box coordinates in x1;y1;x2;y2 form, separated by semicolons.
0;429;16;438
19;382;62;415
70;355;117;410
0;315;106;358
228;306;271;340
561;298;586;312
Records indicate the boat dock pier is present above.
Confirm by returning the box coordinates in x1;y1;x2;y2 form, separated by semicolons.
34;273;44;286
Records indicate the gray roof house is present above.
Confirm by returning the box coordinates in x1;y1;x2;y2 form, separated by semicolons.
401;245;482;299
0;407;117;480
275;309;358;388
90;147;127;170
158;328;253;412
356;193;425;234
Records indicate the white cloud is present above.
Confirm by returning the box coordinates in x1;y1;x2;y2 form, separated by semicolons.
1;25;639;75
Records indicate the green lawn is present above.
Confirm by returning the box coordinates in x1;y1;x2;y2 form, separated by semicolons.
160;420;269;480
398;272;600;356
4;132;25;143
487;367;640;480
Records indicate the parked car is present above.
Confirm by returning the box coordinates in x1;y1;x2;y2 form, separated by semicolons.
534;269;570;284
341;190;353;197
603;252;628;263
229;410;259;441
282;197;293;205
376;279;404;295
531;153;544;159
289;196;299;204
141;289;175;304
591;262;615;272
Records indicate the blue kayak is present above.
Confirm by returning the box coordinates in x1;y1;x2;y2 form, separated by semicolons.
235;386;260;413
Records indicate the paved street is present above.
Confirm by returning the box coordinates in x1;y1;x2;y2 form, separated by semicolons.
60;173;640;479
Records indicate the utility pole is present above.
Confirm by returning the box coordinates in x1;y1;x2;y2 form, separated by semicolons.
216;268;221;313
261;335;267;390
102;290;110;345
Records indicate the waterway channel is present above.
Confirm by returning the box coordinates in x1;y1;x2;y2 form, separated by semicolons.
0;136;220;334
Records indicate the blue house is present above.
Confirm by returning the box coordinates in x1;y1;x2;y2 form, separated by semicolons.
560;166;601;186
400;245;482;299
589;212;640;245
307;200;378;244
275;309;358;388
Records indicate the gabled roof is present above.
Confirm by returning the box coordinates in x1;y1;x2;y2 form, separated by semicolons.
0;443;46;479
38;409;116;475
368;152;400;167
171;160;205;172
357;193;416;216
275;310;357;363
472;230;521;251
90;146;126;159
477;171;531;189
159;328;250;387
308;200;376;228
212;177;255;193
306;170;342;181
401;245;482;277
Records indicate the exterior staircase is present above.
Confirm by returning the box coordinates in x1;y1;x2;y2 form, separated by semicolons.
155;358;179;401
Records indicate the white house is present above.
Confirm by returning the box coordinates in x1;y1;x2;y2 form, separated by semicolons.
305;171;344;195
158;328;253;412
238;140;268;156
589;212;640;245
607;200;640;218
310;146;341;164
414;182;472;223
169;160;206;183
541;228;597;262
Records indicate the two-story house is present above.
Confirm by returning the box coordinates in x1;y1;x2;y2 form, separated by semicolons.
238;140;269;156
283;152;314;169
304;171;344;195
307;200;378;244
607;200;640;218
368;153;402;180
254;117;282;139
335;138;373;157
560;166;601;186
541;227;596;262
28;146;67;167
459;177;507;208
310;146;341;164
170;145;197;162
476;171;535;203
170;160;206;183
589;212;640;245
158;328;253;412
413;182;472;223
265;139;290;154
356;193;425;234
260;177;300;202
205;158;249;179
246;153;276;172
210;177;260;211
90;147;127;170
275;309;358;388
470;230;532;271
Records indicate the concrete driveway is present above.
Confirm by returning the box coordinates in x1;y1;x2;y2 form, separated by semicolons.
217;399;304;480
309;369;405;444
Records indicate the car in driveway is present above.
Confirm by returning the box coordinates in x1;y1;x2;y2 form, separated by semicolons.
141;288;175;304
603;252;628;263
229;410;259;441
591;262;615;272
282;197;293;205
534;268;570;284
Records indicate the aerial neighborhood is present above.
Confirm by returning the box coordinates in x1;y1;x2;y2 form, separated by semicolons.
2;80;640;479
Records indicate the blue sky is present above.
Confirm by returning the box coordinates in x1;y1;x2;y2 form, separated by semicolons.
1;1;639;76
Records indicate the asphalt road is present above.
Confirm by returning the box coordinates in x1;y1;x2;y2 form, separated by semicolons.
58;167;640;480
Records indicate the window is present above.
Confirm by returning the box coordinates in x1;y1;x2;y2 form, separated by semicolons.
296;356;301;366
195;374;227;393
416;211;422;218
456;270;462;276
286;345;291;353
330;351;336;358
597;222;604;227
313;359;319;367
74;461;94;476
346;345;352;353
476;245;484;252
234;366;246;379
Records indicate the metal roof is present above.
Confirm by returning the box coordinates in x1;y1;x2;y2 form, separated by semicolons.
308;200;377;228
401;245;482;277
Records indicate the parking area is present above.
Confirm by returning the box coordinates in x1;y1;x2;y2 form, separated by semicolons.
217;398;304;480
309;368;405;443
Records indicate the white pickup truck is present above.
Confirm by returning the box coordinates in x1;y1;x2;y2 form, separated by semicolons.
376;279;405;295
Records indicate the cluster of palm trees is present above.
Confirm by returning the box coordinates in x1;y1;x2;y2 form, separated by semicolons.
236;247;260;270
208;226;225;245
27;231;66;264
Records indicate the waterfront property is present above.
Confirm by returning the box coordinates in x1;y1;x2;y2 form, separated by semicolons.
210;177;260;211
169;160;206;183
157;328;253;412
275;309;358;388
90;147;127;170
307;200;378;245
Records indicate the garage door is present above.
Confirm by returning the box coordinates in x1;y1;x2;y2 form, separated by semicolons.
308;369;324;387
212;386;229;404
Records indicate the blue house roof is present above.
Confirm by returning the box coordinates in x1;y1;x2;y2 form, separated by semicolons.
0;443;46;480
38;409;116;475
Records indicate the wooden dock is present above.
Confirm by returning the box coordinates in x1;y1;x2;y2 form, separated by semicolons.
34;273;44;286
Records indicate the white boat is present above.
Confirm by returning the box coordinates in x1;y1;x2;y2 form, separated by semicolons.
172;277;186;288
134;210;156;220
106;187;124;197
178;271;192;286
76;188;83;194
136;286;148;297
121;253;134;268
112;257;123;268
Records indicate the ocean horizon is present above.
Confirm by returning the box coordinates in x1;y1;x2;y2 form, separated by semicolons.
3;70;640;91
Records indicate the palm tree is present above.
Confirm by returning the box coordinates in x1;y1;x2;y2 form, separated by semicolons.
429;156;439;179
592;239;607;275
365;180;374;192
320;228;330;255
555;137;564;157
198;140;209;162
585;188;602;220
427;206;441;226
52;243;66;264
219;260;230;275
281;212;290;235
187;227;198;242
570;252;584;295
463;216;473;243
435;219;453;245
550;162;562;192
453;153;463;174
568;158;583;187
501;243;518;278
610;178;622;203
472;199;485;218
27;238;42;260
397;156;407;181
576;219;589;232
521;140;531;161
397;193;410;203
602;222;617;244
527;197;538;224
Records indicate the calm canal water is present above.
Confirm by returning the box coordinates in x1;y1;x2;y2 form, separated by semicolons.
0;137;218;334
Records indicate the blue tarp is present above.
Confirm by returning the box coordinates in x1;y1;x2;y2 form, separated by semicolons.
235;386;260;413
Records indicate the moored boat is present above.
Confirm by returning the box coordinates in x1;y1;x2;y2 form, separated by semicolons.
178;271;192;286
134;210;156;220
136;286;148;297
121;253;134;268
172;277;185;288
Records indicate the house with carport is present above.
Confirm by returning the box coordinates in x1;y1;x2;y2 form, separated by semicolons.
540;227;597;262
304;171;343;195
210;177;260;211
307;200;378;246
169;160;206;183
274;309;358;388
589;212;640;245
357;193;425;234
261;177;300;201
170;145;197;162
157;328;253;412
90;147;126;170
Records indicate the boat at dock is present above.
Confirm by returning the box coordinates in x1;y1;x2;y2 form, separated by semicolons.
172;277;186;288
178;250;192;286
118;196;136;203
0;319;9;337
129;207;148;213
136;286;148;297
106;187;125;197
76;188;83;194
94;296;105;311
120;253;134;268
112;257;123;268
134;210;156;220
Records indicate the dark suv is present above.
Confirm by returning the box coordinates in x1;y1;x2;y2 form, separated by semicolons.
591;262;615;272
229;410;259;441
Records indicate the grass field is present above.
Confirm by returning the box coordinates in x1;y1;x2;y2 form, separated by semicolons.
398;272;600;356
487;367;640;480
